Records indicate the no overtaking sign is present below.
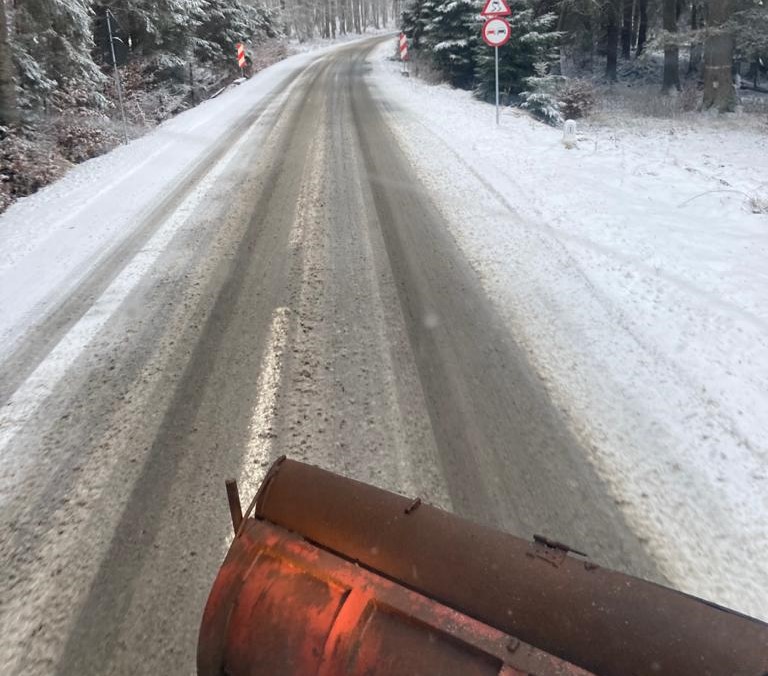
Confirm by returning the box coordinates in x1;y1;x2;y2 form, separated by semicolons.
482;18;511;47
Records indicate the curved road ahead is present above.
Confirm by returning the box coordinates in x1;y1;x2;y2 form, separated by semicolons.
0;39;659;675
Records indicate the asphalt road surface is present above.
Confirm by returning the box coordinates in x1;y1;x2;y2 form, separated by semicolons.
0;39;660;675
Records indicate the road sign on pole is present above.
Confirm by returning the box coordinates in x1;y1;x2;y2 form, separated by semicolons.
482;18;511;126
480;0;511;17
482;17;511;46
236;43;246;70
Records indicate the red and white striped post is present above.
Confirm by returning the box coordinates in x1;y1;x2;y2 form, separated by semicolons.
399;33;409;77
236;43;246;74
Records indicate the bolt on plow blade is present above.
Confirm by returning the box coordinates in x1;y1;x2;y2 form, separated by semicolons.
198;458;768;676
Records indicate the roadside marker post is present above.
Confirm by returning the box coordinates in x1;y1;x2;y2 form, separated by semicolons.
236;43;246;74
399;33;409;77
480;0;511;126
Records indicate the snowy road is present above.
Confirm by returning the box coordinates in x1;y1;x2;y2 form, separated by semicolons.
2;36;756;675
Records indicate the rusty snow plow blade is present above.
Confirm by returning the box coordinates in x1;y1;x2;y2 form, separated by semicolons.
198;458;768;676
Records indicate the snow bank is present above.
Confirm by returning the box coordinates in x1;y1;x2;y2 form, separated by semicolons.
370;43;768;619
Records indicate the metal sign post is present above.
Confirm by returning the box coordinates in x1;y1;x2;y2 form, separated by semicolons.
481;0;512;126
106;9;129;144
495;46;499;125
481;18;511;125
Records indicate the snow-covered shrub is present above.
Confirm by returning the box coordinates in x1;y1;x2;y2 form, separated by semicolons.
681;82;699;112
0;129;67;203
520;62;564;125
559;79;595;119
748;193;768;214
55;117;120;164
617;54;661;84
249;39;289;73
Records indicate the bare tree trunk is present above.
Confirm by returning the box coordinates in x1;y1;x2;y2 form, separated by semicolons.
636;0;648;55
631;0;640;49
605;0;620;80
621;0;633;59
0;0;17;126
687;2;702;77
662;0;680;91
702;0;735;111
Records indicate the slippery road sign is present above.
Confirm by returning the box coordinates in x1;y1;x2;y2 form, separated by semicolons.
482;17;511;47
480;0;511;17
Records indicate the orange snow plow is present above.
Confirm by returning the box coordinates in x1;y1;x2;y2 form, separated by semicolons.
198;457;768;675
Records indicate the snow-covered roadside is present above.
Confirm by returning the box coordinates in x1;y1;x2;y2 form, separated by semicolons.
369;43;768;619
0;35;380;363
289;27;394;53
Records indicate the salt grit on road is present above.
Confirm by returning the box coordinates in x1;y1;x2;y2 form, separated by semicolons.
370;41;768;620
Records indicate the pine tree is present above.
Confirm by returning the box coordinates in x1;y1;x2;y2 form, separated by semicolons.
729;1;768;88
520;61;564;124
423;0;480;87
0;0;17;124
474;2;560;102
193;0;280;65
13;0;106;107
401;0;435;50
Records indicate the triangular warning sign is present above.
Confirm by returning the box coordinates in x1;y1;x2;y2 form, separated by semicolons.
481;0;511;17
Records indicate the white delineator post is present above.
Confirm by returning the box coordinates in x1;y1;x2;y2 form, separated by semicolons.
480;0;512;126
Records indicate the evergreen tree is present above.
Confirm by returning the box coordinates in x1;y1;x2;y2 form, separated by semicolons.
193;0;280;65
401;0;435;49
13;0;105;107
520;61;564;124
0;0;17;124
474;2;560;102
423;0;480;87
730;1;768;87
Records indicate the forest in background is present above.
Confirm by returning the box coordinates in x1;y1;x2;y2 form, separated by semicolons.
400;0;768;124
0;0;396;211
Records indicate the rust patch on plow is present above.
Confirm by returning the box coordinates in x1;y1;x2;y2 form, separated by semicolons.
198;518;592;675
199;459;768;675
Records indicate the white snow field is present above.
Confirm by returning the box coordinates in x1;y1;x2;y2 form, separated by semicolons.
370;41;768;620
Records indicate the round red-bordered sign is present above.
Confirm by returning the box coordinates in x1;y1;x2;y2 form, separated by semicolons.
482;18;511;47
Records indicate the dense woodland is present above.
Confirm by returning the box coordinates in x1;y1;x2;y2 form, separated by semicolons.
401;0;768;122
